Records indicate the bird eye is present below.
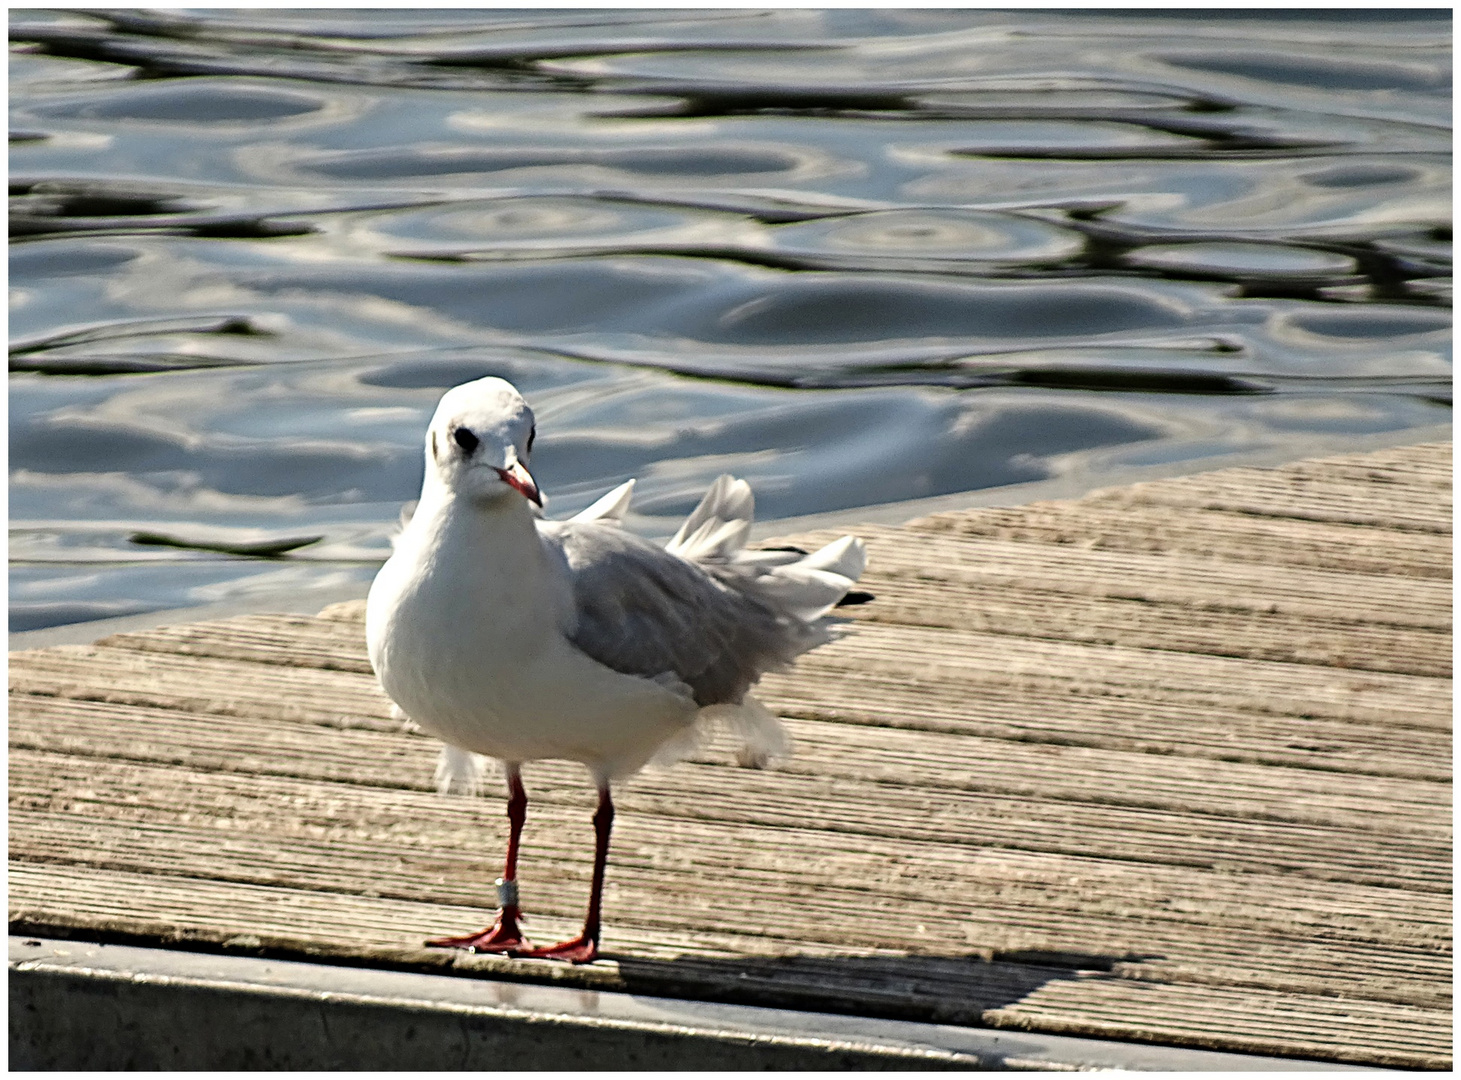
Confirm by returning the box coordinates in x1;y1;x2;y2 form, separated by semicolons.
526;425;535;455
452;427;479;454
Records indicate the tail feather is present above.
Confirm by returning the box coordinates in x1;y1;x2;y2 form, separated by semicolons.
697;694;792;769
666;475;755;561
571;479;635;525
434;744;492;796
746;561;865;622
799;534;868;581
653;695;791;772
666;473;869;628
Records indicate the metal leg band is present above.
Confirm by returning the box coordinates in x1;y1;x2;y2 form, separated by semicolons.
495;877;519;908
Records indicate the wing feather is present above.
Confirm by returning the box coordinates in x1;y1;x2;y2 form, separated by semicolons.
539;519;821;706
536;474;866;709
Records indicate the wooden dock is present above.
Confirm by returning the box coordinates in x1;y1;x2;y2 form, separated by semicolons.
9;441;1452;1069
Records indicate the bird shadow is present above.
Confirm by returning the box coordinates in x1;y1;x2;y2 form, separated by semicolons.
602;945;1161;1029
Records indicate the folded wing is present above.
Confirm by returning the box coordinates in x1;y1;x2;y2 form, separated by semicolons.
537;474;865;709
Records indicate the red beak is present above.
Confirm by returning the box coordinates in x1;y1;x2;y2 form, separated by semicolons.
496;461;542;507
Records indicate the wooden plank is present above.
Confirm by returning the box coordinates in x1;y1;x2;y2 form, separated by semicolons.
765;525;1450;676
12;695;1448;834
12;807;1448;1015
13;720;1452;891
1080;460;1452;533
985;978;1452;1070
851;526;1451;630
8;644;397;730
98;609;1455;730
13;742;1449;898
762;664;1451;779
12;756;1452;994
39;621;1449;780
911;503;1452;580
10;860;1449;1069
849;581;1449;676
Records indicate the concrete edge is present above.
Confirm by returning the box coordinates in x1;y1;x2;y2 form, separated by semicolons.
9;425;1450;652
9;937;1385;1071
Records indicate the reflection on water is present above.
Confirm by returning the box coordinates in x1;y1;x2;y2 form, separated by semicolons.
9;9;1451;632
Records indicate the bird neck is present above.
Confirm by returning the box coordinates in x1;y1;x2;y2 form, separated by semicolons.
413;480;539;555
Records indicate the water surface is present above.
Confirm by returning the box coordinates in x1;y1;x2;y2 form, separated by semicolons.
9;9;1451;632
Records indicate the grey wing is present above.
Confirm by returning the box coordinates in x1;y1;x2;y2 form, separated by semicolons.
538;519;824;707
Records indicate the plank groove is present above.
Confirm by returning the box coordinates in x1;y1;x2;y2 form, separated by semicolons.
913;502;1452;579
41;619;1449;779
11;743;1450;894
10;442;1451;1069
12;695;1447;831
9;860;1449;1069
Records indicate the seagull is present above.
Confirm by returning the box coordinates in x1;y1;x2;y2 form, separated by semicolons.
366;376;869;963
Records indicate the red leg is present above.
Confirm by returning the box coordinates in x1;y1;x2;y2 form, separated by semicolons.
514;784;612;964
428;765;531;952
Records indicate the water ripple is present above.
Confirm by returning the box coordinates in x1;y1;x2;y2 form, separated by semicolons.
8;8;1450;631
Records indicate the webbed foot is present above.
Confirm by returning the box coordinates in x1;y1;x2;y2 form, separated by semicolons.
427;906;528;953
511;933;598;964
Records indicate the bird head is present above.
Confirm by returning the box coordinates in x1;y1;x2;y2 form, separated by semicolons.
425;376;542;508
